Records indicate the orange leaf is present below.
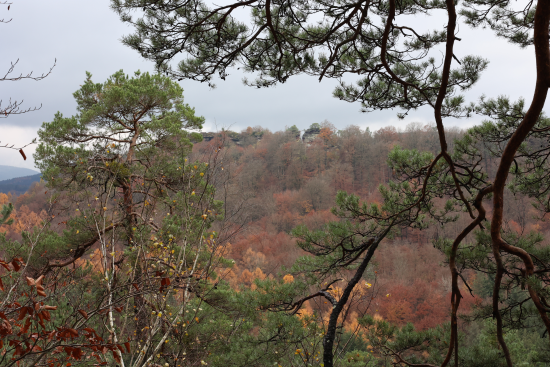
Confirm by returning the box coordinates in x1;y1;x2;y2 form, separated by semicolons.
26;277;35;287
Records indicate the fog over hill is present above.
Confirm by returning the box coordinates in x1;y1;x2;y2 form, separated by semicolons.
0;165;40;181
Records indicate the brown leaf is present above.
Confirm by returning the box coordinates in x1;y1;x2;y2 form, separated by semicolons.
43;305;57;311
26;277;35;287
132;283;139;291
0;277;4;291
20;317;31;333
124;342;131;353
72;347;83;360
114;306;123;313
47;330;56;342
37;312;45;328
11;259;20;272
35;275;45;286
37;289;47;297
31;345;43;352
78;309;88;319
0;319;12;334
17;307;27;321
112;350;121;363
42;310;51;321
19;149;26;160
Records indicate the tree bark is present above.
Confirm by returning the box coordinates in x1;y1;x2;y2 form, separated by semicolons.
323;236;382;367
489;0;550;362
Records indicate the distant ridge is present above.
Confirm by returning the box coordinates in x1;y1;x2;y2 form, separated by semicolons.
0;165;40;181
0;174;42;196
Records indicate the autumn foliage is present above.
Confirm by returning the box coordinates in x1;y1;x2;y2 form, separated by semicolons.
1;123;540;366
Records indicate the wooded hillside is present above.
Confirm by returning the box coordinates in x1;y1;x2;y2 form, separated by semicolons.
2;118;548;366
192;122;538;327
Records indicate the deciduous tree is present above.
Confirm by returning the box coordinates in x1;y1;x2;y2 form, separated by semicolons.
1;1;55;159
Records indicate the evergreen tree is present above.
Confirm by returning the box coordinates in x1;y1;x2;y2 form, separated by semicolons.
0;203;14;226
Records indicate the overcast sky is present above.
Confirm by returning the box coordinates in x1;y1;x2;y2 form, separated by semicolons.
1;0;546;170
